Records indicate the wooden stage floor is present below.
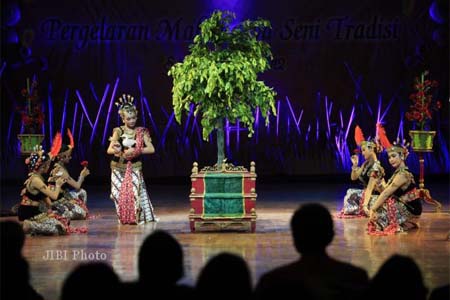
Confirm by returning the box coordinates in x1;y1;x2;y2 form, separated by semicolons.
1;181;449;300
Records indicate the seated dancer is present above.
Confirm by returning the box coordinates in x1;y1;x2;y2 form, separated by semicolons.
107;94;157;224
48;129;90;220
337;124;385;218
18;136;70;235
367;126;422;235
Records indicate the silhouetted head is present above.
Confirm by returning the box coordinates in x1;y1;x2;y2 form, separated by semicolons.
429;284;450;300
196;252;252;299
61;262;120;300
290;203;334;254
370;254;427;300
0;221;25;259
138;230;183;285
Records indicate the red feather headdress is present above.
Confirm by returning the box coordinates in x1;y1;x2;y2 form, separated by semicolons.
67;128;75;149
49;132;62;159
376;123;409;158
354;125;365;146
376;123;391;149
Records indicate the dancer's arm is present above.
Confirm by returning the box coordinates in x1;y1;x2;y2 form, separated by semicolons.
64;168;90;190
350;155;362;180
141;131;155;155
362;177;376;213
31;176;66;201
369;174;407;219
375;178;387;192
107;128;122;155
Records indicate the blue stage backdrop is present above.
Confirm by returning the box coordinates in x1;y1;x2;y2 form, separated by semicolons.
1;0;448;180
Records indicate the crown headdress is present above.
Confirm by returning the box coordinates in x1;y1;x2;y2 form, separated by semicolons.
25;132;62;172
387;139;410;159
25;145;49;172
115;94;135;110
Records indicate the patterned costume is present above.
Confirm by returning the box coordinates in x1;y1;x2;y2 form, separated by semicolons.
49;163;88;220
339;160;384;217
18;143;69;236
108;94;156;224
48;129;89;220
367;166;421;234
18;175;68;235
337;125;384;218
367;129;422;235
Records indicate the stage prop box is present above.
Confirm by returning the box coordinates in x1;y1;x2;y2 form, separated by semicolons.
189;162;257;232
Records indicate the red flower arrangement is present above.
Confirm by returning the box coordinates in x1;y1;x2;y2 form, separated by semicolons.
17;79;45;134
81;161;89;167
405;70;441;131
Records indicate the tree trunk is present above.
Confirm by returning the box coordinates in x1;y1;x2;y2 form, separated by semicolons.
216;118;225;168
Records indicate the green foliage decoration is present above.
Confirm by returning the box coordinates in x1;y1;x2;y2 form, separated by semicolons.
168;10;277;142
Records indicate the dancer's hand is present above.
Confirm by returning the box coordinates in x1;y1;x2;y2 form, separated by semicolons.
55;177;66;188
375;178;384;191
369;209;377;220
350;155;359;167
112;142;122;154
80;168;90;177
123;148;135;159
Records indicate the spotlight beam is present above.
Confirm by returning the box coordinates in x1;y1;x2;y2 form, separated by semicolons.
90;83;110;144
102;78;120;145
75;90;94;128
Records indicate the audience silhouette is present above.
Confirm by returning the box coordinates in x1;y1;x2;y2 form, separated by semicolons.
0;220;43;300
429;284;449;300
366;254;427;300
1;210;446;300
122;229;194;298
196;252;253;300
254;203;369;300
60;262;120;300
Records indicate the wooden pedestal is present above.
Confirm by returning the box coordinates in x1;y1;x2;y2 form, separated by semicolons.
189;162;257;232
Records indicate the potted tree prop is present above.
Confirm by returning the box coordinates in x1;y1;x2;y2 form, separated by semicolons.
405;70;442;211
17;79;45;155
168;10;276;232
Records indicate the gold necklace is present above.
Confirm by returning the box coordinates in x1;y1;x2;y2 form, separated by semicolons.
122;126;135;135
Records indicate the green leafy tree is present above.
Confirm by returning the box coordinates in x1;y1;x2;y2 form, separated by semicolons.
168;10;276;167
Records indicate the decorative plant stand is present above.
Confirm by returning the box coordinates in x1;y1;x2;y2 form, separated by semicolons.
189;162;257;232
17;134;45;155
409;130;441;212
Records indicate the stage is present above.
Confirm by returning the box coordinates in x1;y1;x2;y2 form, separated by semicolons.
1;180;449;300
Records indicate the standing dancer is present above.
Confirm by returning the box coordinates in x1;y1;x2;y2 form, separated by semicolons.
107;94;157;224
